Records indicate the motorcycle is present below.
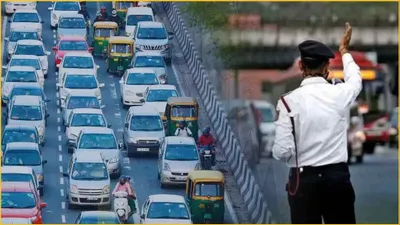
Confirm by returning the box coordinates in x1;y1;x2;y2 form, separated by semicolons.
113;191;131;223
198;145;214;170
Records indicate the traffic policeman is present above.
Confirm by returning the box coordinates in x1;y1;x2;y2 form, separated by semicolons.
272;22;360;224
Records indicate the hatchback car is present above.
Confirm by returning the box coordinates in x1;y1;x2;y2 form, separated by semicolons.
58;52;99;81
62;91;104;125
1;181;47;224
7;83;50;113
52;36;92;67
75;211;121;224
158;137;201;188
72;128;123;177
9;9;44;38
2;166;42;196
57;13;87;41
142;85;179;116
4;2;37;15
5;28;40;61
2;125;41;152
125;7;154;37
12;40;51;75
5;55;45;81
119;68;160;107
48;1;81;28
129;52;168;83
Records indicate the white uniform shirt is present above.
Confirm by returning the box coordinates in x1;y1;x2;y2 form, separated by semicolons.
175;127;193;137
272;53;362;167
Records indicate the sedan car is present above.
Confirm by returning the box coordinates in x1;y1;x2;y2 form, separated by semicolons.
58;52;99;81
119;68;160;107
5;55;45;83
75;211;121;224
142;85;179;116
129;52;168;83
52;36;92;67
6;83;50;116
57;13;87;41
48;1;81;28
140;194;192;224
2;125;41;152
62;91;104;125
4;2;37;15
9;9;44;38
158;137;201;188
12;40;51;75
5;28;40;61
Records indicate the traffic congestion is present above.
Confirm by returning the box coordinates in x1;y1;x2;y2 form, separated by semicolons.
1;1;235;224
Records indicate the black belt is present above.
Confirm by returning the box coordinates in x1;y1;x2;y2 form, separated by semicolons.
290;162;349;175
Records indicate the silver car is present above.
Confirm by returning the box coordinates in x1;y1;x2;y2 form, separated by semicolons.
4;28;40;61
57;13;87;41
129;51;168;84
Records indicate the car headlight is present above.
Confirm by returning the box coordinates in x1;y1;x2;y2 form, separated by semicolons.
109;157;119;163
163;163;170;172
125;90;135;96
36;174;43;182
158;137;164;143
37;125;44;135
129;137;137;143
2;86;12;97
52;14;57;19
194;163;201;170
70;184;78;194
103;185;110;194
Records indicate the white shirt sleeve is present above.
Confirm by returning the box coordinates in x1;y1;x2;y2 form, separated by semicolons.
187;128;193;136
272;99;296;162
175;128;179;136
334;53;362;109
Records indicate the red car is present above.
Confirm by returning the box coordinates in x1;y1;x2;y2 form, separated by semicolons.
363;115;390;154
52;36;93;69
2;181;47;224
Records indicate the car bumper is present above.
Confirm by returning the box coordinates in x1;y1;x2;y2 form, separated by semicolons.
127;142;160;154
160;171;188;185
106;162;121;175
69;193;111;206
135;49;172;59
5;4;35;13
122;95;144;106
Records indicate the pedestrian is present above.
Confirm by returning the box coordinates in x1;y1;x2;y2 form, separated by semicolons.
272;22;360;224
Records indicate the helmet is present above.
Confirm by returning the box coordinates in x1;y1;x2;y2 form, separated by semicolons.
179;121;185;126
112;10;117;16
203;127;210;135
100;6;106;12
125;176;131;180
119;176;125;181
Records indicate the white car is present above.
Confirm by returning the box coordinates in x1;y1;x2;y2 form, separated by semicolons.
125;7;154;37
5;55;45;85
9;9;43;38
140;194;192;224
57;13;87;41
12;40;51;75
5;27;40;61
142;85;179;117
119;68;160;107
252;100;276;155
48;1;81;28
2;218;33;224
1;66;41;103
62;91;104;125
129;52;168;84
157;137;200;188
4;2;37;15
58;52;99;82
57;71;104;106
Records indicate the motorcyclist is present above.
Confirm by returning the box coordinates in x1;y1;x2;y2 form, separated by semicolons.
174;121;192;137
198;127;216;165
124;176;137;215
100;6;109;20
112;176;132;196
94;12;105;23
109;10;122;26
78;5;90;21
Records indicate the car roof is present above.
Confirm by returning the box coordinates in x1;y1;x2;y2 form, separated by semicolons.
148;85;177;90
2;181;34;192
252;100;274;108
81;127;114;134
68;90;97;97
16;39;43;45
2;166;34;174
128;105;160;116
11;83;42;89
14;9;38;14
149;194;186;203
10;55;40;60
126;68;156;74
64;71;96;76
127;7;153;14
8;66;37;72
138;21;164;28
5;142;39;150
72;108;103;114
4;125;37;131
12;95;41;106
135;51;163;57
81;211;118;218
165;136;196;145
64;51;93;57
74;151;105;163
59;36;87;41
59;13;83;18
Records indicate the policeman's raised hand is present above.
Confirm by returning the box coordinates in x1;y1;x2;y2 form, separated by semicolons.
339;22;352;55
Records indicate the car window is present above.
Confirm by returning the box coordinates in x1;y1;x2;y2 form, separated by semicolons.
126;73;158;85
9;31;39;42
2;192;36;209
130;115;163;131
165;144;198;161
146;202;190;220
63;56;94;69
94;28;115;38
6;71;37;82
127;14;153;26
67;97;100;109
110;44;131;54
146;90;178;102
71;162;108;180
54;2;80;11
10;59;41;70
78;133;117;149
65;75;98;89
137;27;167;40
59;41;88;51
2;129;38;145
4;150;41;166
59;17;85;29
1;173;34;184
71;113;106;127
10;105;43;121
10;88;43;100
15;44;45;56
134;56;165;68
13;13;39;23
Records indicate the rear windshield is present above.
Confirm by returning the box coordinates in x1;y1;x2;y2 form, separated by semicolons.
54;2;80;11
10;59;41;70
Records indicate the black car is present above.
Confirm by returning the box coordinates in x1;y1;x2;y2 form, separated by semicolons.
75;211;121;224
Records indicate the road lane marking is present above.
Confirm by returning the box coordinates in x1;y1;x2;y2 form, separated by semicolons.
60;189;64;196
59;166;63;173
57;117;60;123
109;83;118;100
117;128;123;132
56;92;59;98
58;135;61;141
53;29;56;33
59;154;62;162
61;202;65;210
58;126;61;132
56;99;60;105
123;157;130;164
57;108;60;114
60;178;64;185
59;145;62;152
61;215;66;223
54;40;56;45
53;34;56;39
114;112;121;117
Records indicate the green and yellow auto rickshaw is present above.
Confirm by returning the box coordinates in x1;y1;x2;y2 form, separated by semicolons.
112;1;137;24
106;36;134;76
92;21;119;57
186;171;225;224
163;97;199;140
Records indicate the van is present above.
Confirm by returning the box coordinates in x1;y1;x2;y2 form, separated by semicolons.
125;7;154;37
63;151;111;208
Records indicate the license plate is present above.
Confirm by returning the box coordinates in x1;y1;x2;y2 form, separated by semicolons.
178;177;186;181
367;131;382;136
114;58;119;62
137;148;149;152
87;197;98;200
117;66;124;70
98;42;103;45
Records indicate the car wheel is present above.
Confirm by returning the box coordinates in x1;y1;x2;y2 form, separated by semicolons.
157;172;160;180
39;187;44;196
160;182;165;189
363;142;376;154
356;155;364;163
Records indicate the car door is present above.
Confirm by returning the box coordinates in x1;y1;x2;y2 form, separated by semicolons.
141;198;151;222
119;71;128;94
31;170;40;195
157;141;165;174
65;157;74;194
123;111;131;144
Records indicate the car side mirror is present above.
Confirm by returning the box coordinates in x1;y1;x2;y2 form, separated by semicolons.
62;172;69;177
168;35;173;40
160;79;166;84
139;99;145;103
2;66;7;69
4;37;9;42
61;105;65;109
107;123;112;128
140;214;145;219
119;80;124;84
52;46;57;51
41;21;45;24
127;65;133;69
3;112;8;117
96;65;100;69
65;122;69;127
40;202;47;209
46;99;51;102
48;7;53;11
168;31;174;35
42;160;48;164
38;184;44;189
46;51;51;56
118;143;123;149
124;123;129;128
56;83;62;87
99;83;105;88
100;105;106;109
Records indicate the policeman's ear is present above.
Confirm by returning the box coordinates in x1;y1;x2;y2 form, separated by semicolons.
298;60;304;72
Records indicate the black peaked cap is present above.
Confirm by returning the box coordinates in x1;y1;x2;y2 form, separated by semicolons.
298;40;335;60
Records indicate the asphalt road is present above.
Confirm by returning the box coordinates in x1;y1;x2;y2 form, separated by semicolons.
1;2;234;223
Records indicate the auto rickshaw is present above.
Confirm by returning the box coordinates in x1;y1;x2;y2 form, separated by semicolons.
112;1;137;24
186;171;225;224
92;21;119;57
106;36;134;76
163;97;199;140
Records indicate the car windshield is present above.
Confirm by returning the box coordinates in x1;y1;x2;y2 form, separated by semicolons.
10;31;39;42
119;2;132;8
71;162;108;180
63;56;94;69
59;41;88;51
4;150;41;166
147;202;190;220
259;107;274;123
146;90;178;102
10;88;43;101
78;134;117;149
2;130;37;145
13;13;39;23
54;2;80;11
137;27;167;39
391;108;398;127
2;174;34;184
2;192;36;209
79;217;119;224
59;17;86;29
10;105;42;121
10;59;41;70
111;44;132;54
95;28;115;38
127;15;153;26
171;105;197;117
15;44;45;56
134;56;165;68
194;182;223;197
126;73;158;85
67;97;100;109
71;113;106;127
6;71;37;82
65;75;97;89
165;144;198;161
130;116;163;131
